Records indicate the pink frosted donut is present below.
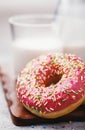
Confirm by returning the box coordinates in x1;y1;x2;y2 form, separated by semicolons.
16;54;85;118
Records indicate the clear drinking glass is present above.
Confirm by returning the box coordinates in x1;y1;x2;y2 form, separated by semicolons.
60;0;85;61
9;15;63;76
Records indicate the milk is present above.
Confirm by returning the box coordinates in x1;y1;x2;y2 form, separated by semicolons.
61;16;85;62
13;36;63;76
64;44;85;62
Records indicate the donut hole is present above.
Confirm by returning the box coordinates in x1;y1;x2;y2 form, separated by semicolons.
46;74;62;87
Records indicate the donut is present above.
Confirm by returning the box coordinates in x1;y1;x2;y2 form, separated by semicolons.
16;54;85;119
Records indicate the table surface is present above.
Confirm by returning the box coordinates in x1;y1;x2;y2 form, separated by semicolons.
0;58;85;130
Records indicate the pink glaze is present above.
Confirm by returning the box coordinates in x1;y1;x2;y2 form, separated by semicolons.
16;54;85;114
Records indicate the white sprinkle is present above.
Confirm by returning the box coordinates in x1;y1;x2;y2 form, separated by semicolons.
57;95;61;99
44;101;48;106
33;99;37;103
72;95;76;100
22;94;26;99
36;101;40;106
45;68;49;72
43;71;46;75
50;107;54;111
58;102;61;106
71;90;78;94
81;76;83;81
38;103;42;107
52;97;56;102
45;107;51;112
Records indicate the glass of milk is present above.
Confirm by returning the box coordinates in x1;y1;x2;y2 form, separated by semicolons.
60;0;85;62
62;17;85;61
9;15;63;76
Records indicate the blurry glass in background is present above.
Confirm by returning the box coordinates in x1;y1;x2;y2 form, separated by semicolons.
9;14;63;76
59;0;85;61
8;0;63;76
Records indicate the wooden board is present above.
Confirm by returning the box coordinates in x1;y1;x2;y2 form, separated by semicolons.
0;68;85;126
